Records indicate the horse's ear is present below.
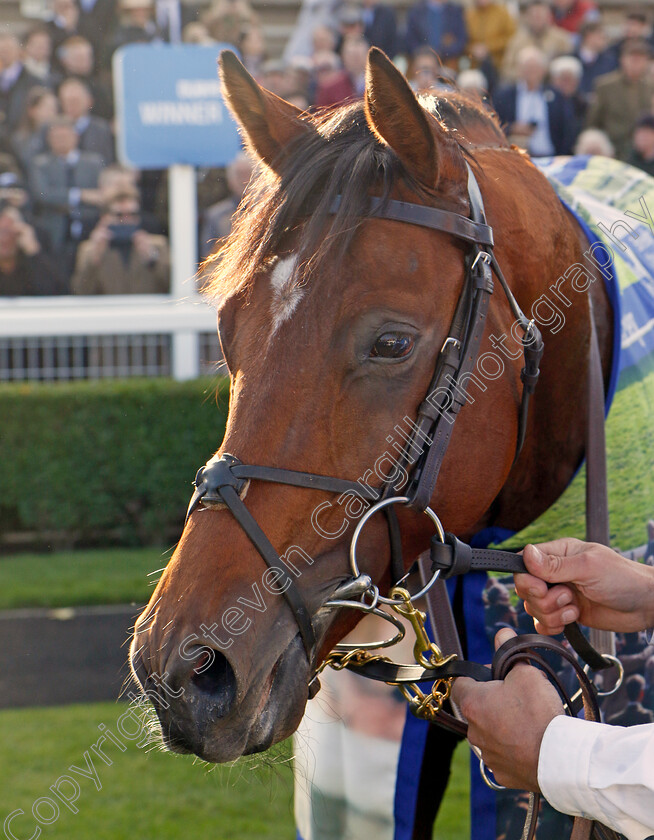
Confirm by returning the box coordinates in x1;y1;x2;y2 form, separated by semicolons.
364;47;463;189
219;50;313;170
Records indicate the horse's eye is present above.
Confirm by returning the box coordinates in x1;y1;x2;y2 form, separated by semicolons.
370;332;415;360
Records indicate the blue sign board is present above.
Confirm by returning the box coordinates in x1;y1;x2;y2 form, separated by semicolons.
113;43;242;168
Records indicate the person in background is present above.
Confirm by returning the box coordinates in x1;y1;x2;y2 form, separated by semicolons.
549;55;586;136
494;45;576;156
71;186;169;293
451;538;654;840
360;0;398;59
336;5;366;52
408;46;450;91
586;38;654;161
606;674;654;726
314;35;368;106
458;67;488;98
57;36;113;120
76;0;117;54
28;116;103;274
0;202;63;295
97;162;137;201
573;126;614;156
47;0;83;55
625;114;654;177
311;24;337;55
551;0;597;35
58;76;114;164
237;24;266;77
465;0;516;74
0;31;40;137
201;151;253;259
408;46;438;89
308;49;341;104
97;163;163;234
182;21;214;44
484;581;517;637
575;21;617;98
502;1;573;82
644;655;654;712
202;0;258;49
102;0;163;69
22;27;60;88
11;85;58;171
259;58;298;99
606;9;654;67
283;0;340;63
404;0;467;67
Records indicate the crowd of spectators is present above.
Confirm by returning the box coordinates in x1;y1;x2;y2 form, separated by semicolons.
1;0;654;296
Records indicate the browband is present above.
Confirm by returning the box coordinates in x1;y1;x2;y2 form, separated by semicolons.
329;194;495;247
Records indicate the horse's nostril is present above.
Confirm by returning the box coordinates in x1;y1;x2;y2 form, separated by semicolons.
191;648;237;717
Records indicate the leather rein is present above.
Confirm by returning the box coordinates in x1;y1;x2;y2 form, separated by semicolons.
186;164;620;840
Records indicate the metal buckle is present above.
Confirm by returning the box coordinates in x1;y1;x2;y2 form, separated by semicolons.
440;335;461;354
471;250;492;271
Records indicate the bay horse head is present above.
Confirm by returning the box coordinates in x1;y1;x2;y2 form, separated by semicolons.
131;49;607;762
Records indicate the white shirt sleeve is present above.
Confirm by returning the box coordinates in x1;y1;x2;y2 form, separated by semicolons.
538;715;654;840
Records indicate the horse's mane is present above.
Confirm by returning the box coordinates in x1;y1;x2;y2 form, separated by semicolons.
204;90;509;301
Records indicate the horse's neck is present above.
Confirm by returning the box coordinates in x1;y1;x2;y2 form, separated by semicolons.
480;168;614;536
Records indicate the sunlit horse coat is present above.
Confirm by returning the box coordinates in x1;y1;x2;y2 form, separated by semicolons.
294;156;654;840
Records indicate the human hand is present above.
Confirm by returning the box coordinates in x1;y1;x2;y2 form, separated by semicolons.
515;539;654;636
80;188;103;207
451;628;564;790
132;229;157;263
87;219;111;263
14;218;40;256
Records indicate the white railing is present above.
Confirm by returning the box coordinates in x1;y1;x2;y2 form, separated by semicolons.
0;293;220;381
0;167;223;382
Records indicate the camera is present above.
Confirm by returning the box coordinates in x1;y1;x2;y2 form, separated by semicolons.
108;223;138;242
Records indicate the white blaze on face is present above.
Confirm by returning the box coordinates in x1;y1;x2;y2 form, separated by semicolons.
269;254;303;334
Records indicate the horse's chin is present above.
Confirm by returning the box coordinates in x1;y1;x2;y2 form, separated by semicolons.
161;634;310;764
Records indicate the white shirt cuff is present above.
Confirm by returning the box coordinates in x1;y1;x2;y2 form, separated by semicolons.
69;187;81;206
538;715;600;819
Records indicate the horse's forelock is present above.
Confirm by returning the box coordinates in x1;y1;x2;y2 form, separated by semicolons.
202;92;506;303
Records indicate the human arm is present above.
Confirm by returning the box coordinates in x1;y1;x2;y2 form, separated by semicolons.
131;231;170;292
539;715;654;840
452;629;654;840
514;539;654;636
14;214;41;257
70;239;102;294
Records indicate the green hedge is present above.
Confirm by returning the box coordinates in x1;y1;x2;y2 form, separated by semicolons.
0;377;229;547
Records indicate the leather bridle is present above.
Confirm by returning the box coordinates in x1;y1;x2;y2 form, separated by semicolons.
186;162;545;662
